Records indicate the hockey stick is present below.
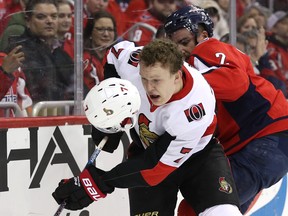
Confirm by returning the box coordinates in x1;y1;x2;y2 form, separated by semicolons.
53;136;109;216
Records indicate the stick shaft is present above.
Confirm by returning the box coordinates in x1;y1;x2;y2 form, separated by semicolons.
53;136;108;216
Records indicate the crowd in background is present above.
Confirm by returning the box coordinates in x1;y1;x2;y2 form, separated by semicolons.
0;0;287;117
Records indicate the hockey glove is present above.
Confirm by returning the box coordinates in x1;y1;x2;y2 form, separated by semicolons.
92;126;123;153
52;166;114;210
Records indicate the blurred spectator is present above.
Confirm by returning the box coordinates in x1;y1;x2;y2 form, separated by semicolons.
0;46;32;117
0;0;6;20
0;0;24;36
114;0;130;12
197;0;229;39
242;29;287;95
5;0;74;103
237;13;258;33
0;0;29;51
256;0;288;12
106;0;128;36
220;33;249;54
57;0;73;41
125;0;177;46
84;0;109;16
242;29;266;70
57;0;74;60
266;10;288;97
82;0;126;36
244;2;270;29
125;0;149;20
83;10;117;94
214;0;229;23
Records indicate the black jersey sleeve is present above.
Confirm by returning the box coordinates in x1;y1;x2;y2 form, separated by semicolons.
91;126;123;153
103;63;120;79
102;132;176;188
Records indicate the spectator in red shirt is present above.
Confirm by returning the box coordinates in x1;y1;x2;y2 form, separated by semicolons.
266;11;288;97
0;46;32;117
125;0;177;46
82;0;126;36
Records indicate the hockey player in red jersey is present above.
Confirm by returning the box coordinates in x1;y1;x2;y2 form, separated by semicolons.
164;5;288;214
52;39;243;215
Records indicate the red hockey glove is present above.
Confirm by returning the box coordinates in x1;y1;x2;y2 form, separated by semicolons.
52;166;114;210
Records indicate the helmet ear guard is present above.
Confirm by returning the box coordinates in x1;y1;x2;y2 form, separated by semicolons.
84;78;141;133
164;5;214;37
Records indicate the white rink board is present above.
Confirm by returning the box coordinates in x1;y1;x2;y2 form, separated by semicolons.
0;124;287;216
0;125;130;216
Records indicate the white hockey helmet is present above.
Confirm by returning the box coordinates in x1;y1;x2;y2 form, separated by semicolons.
84;77;141;133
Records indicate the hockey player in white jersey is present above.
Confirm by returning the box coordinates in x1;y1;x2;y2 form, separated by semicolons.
53;39;242;216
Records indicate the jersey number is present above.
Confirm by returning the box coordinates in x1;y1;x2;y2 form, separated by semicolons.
215;53;226;64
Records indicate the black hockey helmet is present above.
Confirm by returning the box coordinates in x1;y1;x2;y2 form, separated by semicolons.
164;5;214;37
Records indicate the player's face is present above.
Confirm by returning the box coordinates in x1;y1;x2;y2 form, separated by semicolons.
169;28;196;61
140;62;180;106
273;17;288;40
27;4;58;39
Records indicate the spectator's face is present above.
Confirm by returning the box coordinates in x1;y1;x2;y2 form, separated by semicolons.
27;3;58;39
239;17;257;33
151;0;177;18
168;28;196;61
248;8;266;28
273;17;288;41
86;0;109;15
57;3;73;36
92;17;115;49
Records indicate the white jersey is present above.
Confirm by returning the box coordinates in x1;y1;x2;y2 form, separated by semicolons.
104;41;217;186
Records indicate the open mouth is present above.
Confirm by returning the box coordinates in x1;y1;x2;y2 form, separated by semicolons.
150;94;160;100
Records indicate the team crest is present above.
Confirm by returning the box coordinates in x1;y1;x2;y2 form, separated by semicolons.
184;103;206;122
128;49;141;67
138;113;158;147
103;108;113;116
218;177;233;194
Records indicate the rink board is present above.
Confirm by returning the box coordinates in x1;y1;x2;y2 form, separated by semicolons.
0;117;287;216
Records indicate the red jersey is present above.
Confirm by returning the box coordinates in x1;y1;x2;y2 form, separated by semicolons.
124;10;160;46
188;38;288;155
106;0;128;36
0;69;32;117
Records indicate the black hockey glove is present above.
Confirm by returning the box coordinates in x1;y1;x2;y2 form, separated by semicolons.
52;166;114;210
92;126;123;153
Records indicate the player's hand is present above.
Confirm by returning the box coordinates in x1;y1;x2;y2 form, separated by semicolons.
52;166;114;210
92;126;123;153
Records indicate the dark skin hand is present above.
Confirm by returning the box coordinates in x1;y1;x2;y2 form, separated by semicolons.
2;45;25;73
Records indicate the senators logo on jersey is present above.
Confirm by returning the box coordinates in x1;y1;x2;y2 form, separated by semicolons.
184;103;206;122
218;177;233;194
128;49;141;67
138;113;158;147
